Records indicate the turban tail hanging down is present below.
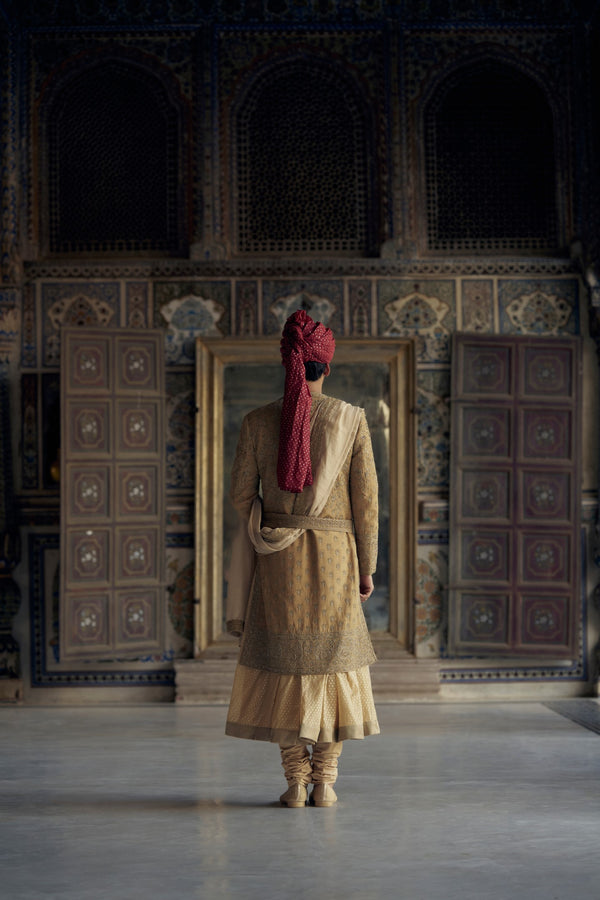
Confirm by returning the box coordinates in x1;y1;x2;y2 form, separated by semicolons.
278;309;336;493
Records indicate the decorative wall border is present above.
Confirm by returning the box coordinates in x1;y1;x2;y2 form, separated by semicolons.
9;1;596;30
23;257;578;279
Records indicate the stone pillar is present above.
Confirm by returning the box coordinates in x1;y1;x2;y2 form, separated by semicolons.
588;299;600;695
0;305;22;701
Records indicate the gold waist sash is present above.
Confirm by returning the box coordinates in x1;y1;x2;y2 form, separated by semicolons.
262;512;354;534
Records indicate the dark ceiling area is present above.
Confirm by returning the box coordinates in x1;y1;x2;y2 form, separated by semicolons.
2;0;600;28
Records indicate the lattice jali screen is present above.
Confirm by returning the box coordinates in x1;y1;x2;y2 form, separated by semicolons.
46;61;181;255
235;60;373;255
449;335;581;658
425;61;558;253
60;328;165;660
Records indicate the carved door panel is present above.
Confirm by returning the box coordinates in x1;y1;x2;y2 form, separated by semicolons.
449;334;581;658
60;328;165;660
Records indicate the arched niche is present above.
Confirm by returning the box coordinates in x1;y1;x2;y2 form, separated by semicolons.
230;56;380;257
421;56;566;255
38;52;188;256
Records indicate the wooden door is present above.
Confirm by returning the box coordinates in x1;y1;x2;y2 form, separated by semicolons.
60;328;166;660
449;334;581;658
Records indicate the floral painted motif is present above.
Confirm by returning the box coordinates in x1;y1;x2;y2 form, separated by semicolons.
269;292;337;331
161;294;226;364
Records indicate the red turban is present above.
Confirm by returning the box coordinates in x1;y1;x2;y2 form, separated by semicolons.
277;309;336;493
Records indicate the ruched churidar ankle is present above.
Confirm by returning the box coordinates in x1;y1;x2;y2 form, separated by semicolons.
279;742;313;787
311;742;342;784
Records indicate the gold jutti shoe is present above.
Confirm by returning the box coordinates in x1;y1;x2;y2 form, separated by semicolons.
280;783;308;808
310;783;337;807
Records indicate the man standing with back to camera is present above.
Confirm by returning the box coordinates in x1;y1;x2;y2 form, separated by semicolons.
225;309;380;807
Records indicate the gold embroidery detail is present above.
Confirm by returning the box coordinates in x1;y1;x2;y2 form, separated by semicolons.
239;621;376;675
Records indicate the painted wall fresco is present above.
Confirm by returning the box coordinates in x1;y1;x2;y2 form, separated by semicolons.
17;272;588;688
3;5;598;693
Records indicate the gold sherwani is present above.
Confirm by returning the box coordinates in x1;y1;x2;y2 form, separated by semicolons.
225;393;380;744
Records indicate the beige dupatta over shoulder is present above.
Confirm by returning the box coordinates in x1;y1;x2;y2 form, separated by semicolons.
225;399;363;634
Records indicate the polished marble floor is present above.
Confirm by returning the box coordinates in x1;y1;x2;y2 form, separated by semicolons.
1;702;598;900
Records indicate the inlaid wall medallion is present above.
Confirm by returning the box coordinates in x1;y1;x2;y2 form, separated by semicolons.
61;328;165;660
458;593;510;647
116;590;160;648
520;594;569;646
460;407;511;458
449;334;581;658
69;403;110;456
69;466;110;519
460;470;510;520
521;409;572;461
460;342;512;396
66;594;111;653
460;530;510;582
520;471;571;523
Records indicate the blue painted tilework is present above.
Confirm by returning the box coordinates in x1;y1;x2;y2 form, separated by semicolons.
154;281;231;364
41;282;120;366
416;368;451;489
262;280;343;335
377;280;456;362
498;278;580;335
166;370;195;491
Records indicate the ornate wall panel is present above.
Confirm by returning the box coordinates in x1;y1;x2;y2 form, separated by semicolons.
60;328;165;660
449;334;582;658
18;270;584;687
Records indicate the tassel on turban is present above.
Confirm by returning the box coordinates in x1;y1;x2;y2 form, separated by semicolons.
277;309;336;493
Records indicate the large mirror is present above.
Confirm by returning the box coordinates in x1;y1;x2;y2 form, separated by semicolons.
194;338;416;657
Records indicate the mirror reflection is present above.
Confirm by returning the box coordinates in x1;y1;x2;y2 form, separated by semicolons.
223;362;390;630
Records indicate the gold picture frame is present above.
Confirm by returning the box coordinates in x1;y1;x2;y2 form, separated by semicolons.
194;337;416;657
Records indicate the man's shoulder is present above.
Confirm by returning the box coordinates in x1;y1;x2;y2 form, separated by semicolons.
244;399;282;426
321;395;364;416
